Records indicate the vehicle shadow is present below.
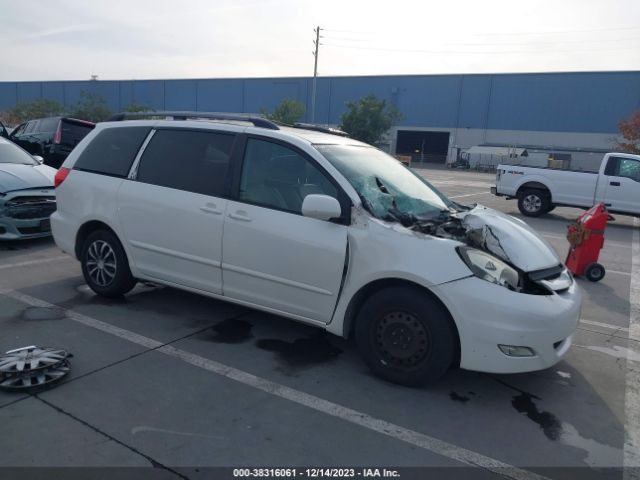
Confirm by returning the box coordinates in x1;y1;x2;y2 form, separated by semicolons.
0;236;55;252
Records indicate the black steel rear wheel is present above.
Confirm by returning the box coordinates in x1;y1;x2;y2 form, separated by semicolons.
355;286;457;386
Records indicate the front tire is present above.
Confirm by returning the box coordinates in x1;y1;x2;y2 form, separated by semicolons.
355;286;457;387
81;230;136;297
518;189;550;217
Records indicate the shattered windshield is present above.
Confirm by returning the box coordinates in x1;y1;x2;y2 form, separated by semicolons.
316;144;456;223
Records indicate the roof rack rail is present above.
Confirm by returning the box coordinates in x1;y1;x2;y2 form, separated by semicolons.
107;111;280;130
291;123;349;137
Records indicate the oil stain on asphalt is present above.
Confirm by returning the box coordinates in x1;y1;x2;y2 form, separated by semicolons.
210;318;253;343
256;333;342;369
450;391;476;403
511;391;622;465
512;392;562;440
20;306;66;321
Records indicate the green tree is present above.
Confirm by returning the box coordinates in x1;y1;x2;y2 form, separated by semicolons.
262;98;305;125
6;98;65;123
123;102;154;113
69;91;112;122
339;95;402;145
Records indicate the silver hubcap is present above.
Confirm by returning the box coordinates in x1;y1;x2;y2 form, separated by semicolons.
523;194;542;212
86;240;117;287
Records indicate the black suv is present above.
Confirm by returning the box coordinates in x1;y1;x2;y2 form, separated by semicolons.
9;116;95;168
0;121;10;139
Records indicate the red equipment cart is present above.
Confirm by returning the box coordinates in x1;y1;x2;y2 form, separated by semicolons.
565;202;612;282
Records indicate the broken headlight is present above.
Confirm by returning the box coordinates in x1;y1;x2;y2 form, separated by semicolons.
457;246;520;291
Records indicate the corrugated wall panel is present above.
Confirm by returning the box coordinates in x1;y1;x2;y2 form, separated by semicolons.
243;78;306;114
164;80;197;110
41;82;66;106
0;83;17;110
458;75;492;130
195;79;244;112
487;72;640;133
16;83;42;103
1;72;639;133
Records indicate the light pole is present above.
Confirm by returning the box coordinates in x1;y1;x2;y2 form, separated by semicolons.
311;26;321;123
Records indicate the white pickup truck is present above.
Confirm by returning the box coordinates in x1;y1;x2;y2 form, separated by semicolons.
491;152;640;217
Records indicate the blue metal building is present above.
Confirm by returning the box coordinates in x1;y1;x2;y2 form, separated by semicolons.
1;71;639;167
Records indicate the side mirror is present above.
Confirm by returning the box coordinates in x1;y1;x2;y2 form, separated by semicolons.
301;194;341;221
32;155;44;164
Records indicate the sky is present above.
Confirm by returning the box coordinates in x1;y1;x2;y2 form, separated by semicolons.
0;0;639;81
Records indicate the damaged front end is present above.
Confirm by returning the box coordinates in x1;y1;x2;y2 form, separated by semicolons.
408;204;572;295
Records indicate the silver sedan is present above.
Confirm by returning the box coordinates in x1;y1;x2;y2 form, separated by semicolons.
0;137;57;240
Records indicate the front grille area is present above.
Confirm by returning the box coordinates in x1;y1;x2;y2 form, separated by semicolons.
17;224;50;235
3;196;56;220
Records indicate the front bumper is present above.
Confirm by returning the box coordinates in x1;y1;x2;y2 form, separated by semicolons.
0;216;52;240
490;186;505;197
432;276;581;374
0;191;56;240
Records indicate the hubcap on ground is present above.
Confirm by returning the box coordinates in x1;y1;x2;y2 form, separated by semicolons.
86;240;117;287
523;194;542;212
374;312;430;368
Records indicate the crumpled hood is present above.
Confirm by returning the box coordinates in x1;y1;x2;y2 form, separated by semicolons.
0;163;56;193
455;204;561;272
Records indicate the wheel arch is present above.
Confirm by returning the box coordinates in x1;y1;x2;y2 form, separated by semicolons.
74;220;120;260
341;278;461;364
516;181;552;201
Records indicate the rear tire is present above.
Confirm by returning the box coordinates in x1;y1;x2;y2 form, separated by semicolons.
518;189;550;217
81;230;136;297
354;286;457;387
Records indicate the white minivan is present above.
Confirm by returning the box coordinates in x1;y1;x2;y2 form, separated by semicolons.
51;112;581;386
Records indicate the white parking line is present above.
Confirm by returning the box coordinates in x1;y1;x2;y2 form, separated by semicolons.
449;192;491;199
624;218;640;478
580;319;629;333
0;288;549;480
541;232;632;250
0;255;69;271
431;180;494;189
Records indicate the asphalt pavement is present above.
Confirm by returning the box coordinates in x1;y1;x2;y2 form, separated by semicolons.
0;166;638;480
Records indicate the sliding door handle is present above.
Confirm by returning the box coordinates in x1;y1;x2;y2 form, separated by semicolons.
200;203;223;215
228;211;251;222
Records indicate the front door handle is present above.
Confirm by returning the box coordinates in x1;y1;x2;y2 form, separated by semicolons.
228;210;251;222
200;203;223;215
610;181;621;186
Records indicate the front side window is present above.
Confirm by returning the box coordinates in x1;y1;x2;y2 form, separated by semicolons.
239;138;338;213
618;158;640;181
23;121;37;134
11;123;26;137
606;156;640;181
137;129;234;197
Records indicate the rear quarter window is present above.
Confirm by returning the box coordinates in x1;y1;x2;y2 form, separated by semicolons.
61;120;95;146
74;127;151;177
136;129;235;197
37;118;60;133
